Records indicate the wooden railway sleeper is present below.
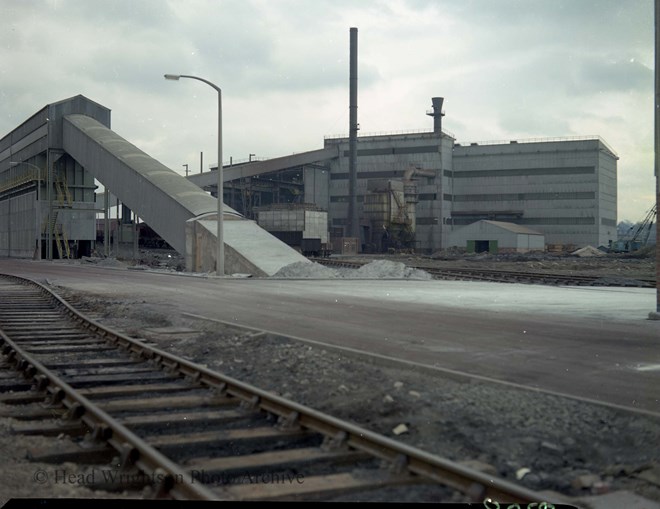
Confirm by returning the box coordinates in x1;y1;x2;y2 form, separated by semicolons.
24;363;37;379
240;395;260;411
114;441;140;471
388;453;409;474
82;423;113;447
62;402;85;421
466;481;488;502
277;410;301;431
152;467;177;499
164;360;180;374
129;350;146;362
211;381;228;397
3;346;16;363
44;388;66;407
17;358;30;373
150;354;164;368
186;371;202;384
34;374;49;391
321;431;349;451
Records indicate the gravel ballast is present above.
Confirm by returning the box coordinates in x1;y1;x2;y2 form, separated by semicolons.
49;289;660;502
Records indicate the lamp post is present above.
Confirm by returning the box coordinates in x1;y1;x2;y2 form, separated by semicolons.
10;161;43;259
165;73;224;275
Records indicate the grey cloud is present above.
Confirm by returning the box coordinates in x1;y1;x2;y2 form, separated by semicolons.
570;58;652;95
49;0;178;29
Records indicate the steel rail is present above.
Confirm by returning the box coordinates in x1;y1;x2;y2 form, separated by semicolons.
0;327;217;500
0;272;551;503
312;259;655;287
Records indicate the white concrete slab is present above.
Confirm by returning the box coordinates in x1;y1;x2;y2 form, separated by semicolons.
248;279;658;322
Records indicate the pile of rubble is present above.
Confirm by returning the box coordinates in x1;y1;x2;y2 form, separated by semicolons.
272;260;432;280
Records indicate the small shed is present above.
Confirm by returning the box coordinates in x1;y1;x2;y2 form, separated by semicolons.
448;220;545;254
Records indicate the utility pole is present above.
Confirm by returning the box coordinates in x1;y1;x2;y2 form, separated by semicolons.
654;0;660;318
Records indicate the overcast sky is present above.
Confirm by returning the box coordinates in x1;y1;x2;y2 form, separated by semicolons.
0;0;655;221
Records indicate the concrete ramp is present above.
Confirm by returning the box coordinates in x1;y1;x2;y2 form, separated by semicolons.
187;214;309;276
62;114;308;275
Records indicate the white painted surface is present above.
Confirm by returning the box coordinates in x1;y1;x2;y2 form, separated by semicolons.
197;219;309;276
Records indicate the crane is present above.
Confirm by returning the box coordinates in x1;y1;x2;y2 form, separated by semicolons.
629;204;657;248
613;204;658;252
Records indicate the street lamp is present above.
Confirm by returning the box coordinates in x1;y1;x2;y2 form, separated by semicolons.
10;161;43;259
165;73;224;275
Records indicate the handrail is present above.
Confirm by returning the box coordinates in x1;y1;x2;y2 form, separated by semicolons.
325;127;456;140
454;135;618;157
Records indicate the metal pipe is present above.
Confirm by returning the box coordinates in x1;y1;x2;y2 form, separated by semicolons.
47;150;52;260
115;196;119;255
403;165;437;182
348;27;359;239
104;188;109;257
133;213;139;260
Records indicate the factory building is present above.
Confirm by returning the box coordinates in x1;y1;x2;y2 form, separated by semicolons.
308;129;454;252
450;137;618;249
304;122;617;252
1;94;619;263
448;220;546;254
193;98;618;254
0;96;103;259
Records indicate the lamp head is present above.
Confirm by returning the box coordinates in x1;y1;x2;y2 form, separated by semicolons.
164;74;181;80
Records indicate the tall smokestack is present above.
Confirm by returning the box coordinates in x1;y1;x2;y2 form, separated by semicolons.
348;27;359;239
426;97;445;134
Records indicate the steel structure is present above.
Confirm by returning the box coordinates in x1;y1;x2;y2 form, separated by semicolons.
63;114;220;255
0;95;306;275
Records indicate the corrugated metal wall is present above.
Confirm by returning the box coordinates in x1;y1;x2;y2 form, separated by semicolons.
0;191;37;257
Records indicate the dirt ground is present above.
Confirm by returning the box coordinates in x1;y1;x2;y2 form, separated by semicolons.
84;245;657;282
0;249;658;505
352;247;657;281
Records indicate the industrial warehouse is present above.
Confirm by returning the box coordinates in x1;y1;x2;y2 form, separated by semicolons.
0;94;619;266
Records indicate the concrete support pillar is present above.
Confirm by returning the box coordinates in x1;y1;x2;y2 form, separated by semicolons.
104;188;109;257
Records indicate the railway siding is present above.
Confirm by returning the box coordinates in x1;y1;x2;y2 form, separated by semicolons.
0;274;555;503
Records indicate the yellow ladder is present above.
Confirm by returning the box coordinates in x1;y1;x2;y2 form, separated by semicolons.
41;210;70;259
54;169;73;206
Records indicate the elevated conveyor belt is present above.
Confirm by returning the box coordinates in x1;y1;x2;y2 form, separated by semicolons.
63;114;308;275
186;147;338;188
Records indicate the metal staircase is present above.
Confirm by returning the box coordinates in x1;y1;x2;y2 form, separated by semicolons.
42;170;73;259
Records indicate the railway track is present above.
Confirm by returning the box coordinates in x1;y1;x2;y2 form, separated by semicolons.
0;273;553;503
312;258;656;287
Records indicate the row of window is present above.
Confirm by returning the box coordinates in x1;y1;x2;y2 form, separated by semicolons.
450;217;597;226
330;191;596;203
332;216;602;227
445;166;595;178
341;145;440;157
330;193;439;203
451;192;596;202
330;166;596;181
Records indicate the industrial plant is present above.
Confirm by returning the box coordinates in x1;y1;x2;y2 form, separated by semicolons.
0;91;620;270
0;27;620;271
183;95;620;257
